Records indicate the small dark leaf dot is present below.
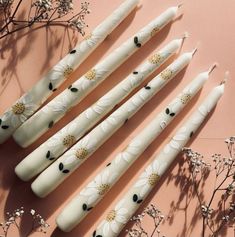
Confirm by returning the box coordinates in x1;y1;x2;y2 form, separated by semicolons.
97;235;102;237
133;71;138;75
137;199;143;204
136;43;142;48
170;113;175;117
63;169;70;174
48;121;54;128
190;131;194;138
49;157;55;161
106;163;111;167
2;125;9;129
0;119;2;126
70;87;78;92
93;231;96;237
134;36;138;44
87;207;93;211
165;108;170;114
144;86;151;90
46;151;50;158
59;163;64;171
133;194;138;202
68;85;72;89
48;82;53;90
125;118;128;123
83;203;87;211
70;49;76;54
52;88;57;92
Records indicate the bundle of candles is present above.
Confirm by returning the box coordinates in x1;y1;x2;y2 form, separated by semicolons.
0;0;227;234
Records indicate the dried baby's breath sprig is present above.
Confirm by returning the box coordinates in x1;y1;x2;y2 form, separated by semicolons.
183;136;235;237
0;207;49;237
0;0;90;40
126;204;166;237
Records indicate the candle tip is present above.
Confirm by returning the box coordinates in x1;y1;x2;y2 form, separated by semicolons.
182;31;189;40
220;71;230;85
208;63;218;75
178;3;184;8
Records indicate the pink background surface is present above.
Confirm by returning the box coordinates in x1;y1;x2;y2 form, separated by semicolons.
0;0;235;236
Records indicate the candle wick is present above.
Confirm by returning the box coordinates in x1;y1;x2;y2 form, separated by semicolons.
220;71;230;85
208;63;218;75
191;47;198;56
178;3;184;8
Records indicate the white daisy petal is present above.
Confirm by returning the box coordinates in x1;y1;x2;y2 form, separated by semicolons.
103;222;110;236
170;140;180;150
134;178;148;187
163;144;171;154
111;222;119;233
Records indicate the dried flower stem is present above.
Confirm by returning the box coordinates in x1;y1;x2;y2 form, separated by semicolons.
0;208;49;237
183;136;235;237
0;0;90;40
127;204;166;237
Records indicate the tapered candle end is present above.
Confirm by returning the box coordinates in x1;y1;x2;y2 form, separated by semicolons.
207;63;218;75
220;71;230;85
177;32;189;47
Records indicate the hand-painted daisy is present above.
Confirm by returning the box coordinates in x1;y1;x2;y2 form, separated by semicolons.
46;121;78;155
114;139;142;164
85;95;113;120
100;110;123;133
98;199;129;236
46;94;71;114
62;135;96;167
2;95;36;127
160;68;174;81
163;126;188;154
150;25;161;37
75;68;108;91
48;54;75;84
78;31;103;52
148;53;162;64
80;169;118;205
179;84;195;105
134;159;166;198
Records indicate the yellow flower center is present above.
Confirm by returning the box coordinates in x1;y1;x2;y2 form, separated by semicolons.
75;147;88;160
63;66;73;78
148;173;159;186
160;69;173;81
97;183;110;195
84;33;92;40
180;93;191;104
151;26;160;37
148;53;162;64
63;135;76;148
106;210;117;222
12;102;25;115
85;69;96;80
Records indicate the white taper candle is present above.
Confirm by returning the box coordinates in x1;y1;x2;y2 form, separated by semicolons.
15;35;186;182
0;0;140;144
91;76;227;237
56;65;216;232
31;49;196;198
13;5;182;147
